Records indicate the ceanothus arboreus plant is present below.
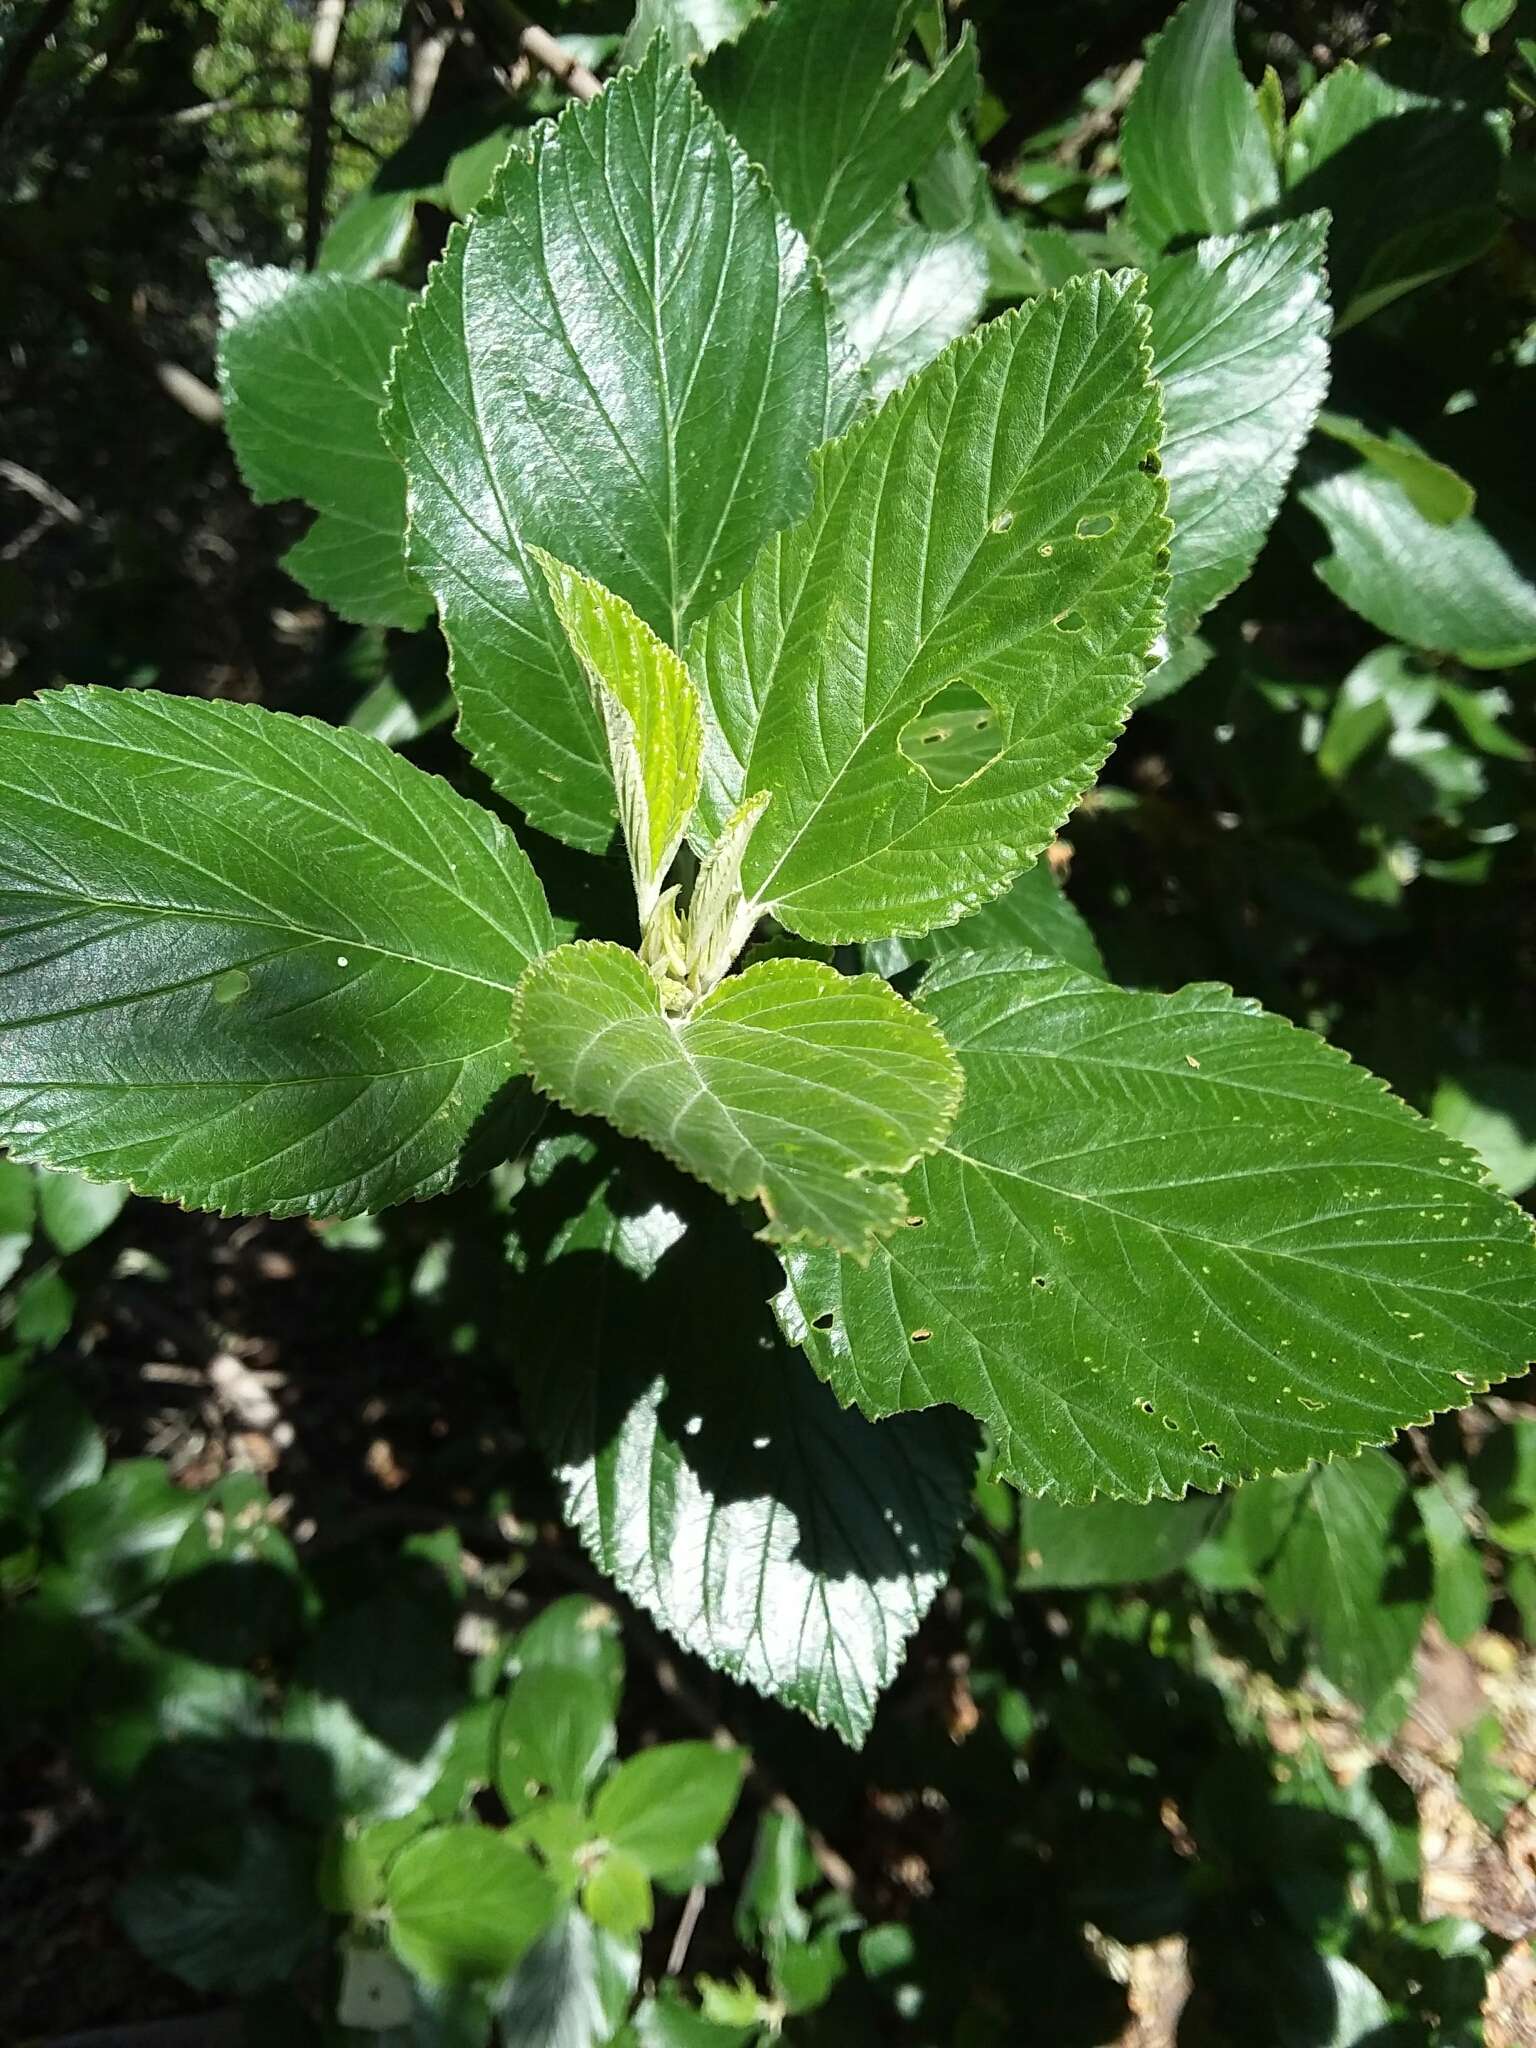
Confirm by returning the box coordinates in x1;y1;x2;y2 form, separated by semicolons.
0;18;1532;1749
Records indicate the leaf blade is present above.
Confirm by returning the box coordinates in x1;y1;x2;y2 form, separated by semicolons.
1120;0;1279;254
513;945;962;1257
0;689;553;1219
384;46;860;851
1148;216;1332;642
214;264;427;629
691;273;1169;943
780;953;1536;1503
699;0;986;390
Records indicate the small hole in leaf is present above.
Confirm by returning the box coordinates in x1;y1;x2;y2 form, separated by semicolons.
1054;611;1086;634
1162;1415;1180;1431
1031;1275;1049;1288
1038;542;1054;557
812;1311;835;1332
991;508;1014;534
1076;513;1115;540
1200;1442;1220;1457
1154;547;1171;572
910;1328;933;1344
1137;1398;1154;1415
906;1215;926;1228
899;684;1003;791
212;967;251;1005
1140;450;1162;476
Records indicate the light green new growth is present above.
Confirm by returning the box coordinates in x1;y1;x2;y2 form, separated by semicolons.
513;944;963;1258
533;552;703;930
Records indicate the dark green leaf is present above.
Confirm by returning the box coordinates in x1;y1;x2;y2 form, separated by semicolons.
519;1145;977;1744
385;46;858;851
1264;1452;1425;1710
781;954;1536;1502
215;265;428;629
1148;217;1331;640
870;861;1105;982
691;274;1167;942
0;689;554;1219
1120;0;1279;253
116;1817;321;1994
1282;48;1505;327
1014;1495;1218;1589
700;0;985;388
45;1460;199;1614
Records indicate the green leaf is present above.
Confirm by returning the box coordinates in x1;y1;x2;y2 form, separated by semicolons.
1120;0;1279;254
499;1908;640;2048
592;1741;745;1875
386;1824;561;1985
691;274;1168;943
519;1144;977;1745
0;1158;36;1290
1315;413;1475;526
1432;1066;1536;1199
1282;51;1505;328
533;553;701;928
1264;1452;1425;1710
1147;218;1331;641
116;1817;321;1995
870;861;1105;983
499;1664;616;1805
1299;454;1536;668
631;1986;755;2046
582;1848;654;1939
622;0;755;66
282;1589;465;1821
1416;1475;1491;1644
318;184;416;278
510;1593;625;1712
214;264;428;630
779;954;1536;1503
699;0;986;389
1316;644;1441;784
45;1459;199;1614
0;1379;105;1508
0;688;554;1220
35;1166;128;1256
514;945;961;1256
384;45;858;852
1014;1495;1218;1589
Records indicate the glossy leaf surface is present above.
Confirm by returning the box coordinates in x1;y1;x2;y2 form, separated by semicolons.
1147;217;1331;641
699;0;985;389
781;954;1536;1502
215;264;427;628
0;689;553;1218
385;46;858;850
517;1143;977;1745
513;946;961;1256
1120;0;1278;253
691;273;1168;942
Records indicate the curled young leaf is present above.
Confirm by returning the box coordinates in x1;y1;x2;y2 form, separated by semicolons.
513;944;962;1257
